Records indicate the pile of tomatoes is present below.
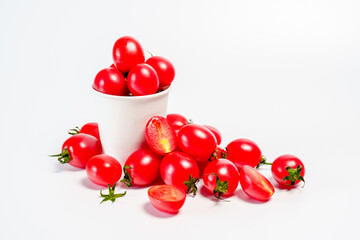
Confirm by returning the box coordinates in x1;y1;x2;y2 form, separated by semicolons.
53;113;305;214
92;36;175;96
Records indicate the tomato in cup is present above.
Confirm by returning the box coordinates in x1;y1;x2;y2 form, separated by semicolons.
127;63;159;96
93;67;129;96
146;56;175;90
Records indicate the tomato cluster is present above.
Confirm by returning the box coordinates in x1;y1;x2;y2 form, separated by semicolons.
93;36;175;96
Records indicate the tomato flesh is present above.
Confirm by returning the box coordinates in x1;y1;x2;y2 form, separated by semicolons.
148;185;186;213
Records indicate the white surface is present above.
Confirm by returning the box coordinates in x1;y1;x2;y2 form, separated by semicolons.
0;0;359;239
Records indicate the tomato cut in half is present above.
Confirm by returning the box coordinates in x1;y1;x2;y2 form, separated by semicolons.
145;116;177;155
239;165;275;201
148;185;186;213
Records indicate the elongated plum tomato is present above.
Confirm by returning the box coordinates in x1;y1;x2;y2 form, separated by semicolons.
177;124;217;162
226;139;262;170
203;158;239;198
271;155;305;187
86;154;122;187
166;113;189;131
112;36;145;73
146;56;175;90
93;67;129;96
145;116;177;155
240;165;275;201
127;63;159;96
148;185;186;213
203;125;222;145
121;148;161;186
160;152;200;195
51;134;102;169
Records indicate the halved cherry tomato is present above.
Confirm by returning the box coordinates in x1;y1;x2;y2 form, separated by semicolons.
146;56;175;90
86;154;122;187
271;155;305;187
51;133;102;169
127;63;159;96
112;36;145;73
68;122;101;142
121;148;161;186
166;113;189;131
177;124;217;162
160;152;199;195
226;139;262;170
203;159;239;198
145;116;177;155
239;165;275;201
93;67;129;96
148;185;186;213
203;125;222;145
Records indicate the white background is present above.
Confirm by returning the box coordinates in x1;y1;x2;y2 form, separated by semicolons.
1;0;359;239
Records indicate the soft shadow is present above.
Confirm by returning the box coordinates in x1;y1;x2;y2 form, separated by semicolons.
272;181;298;191
199;185;232;203
118;177;165;190
143;202;178;218
52;162;83;173
81;178;103;190
235;189;269;204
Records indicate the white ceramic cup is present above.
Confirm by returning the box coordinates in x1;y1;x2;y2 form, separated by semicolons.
93;86;171;166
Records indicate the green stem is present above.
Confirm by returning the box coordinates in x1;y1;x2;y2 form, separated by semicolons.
256;155;272;168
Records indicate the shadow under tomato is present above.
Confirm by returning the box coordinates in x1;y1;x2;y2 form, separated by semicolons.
119;176;165;190
199;185;233;202
81;178;103;190
235;189;270;204
143;202;178;218
52;162;83;173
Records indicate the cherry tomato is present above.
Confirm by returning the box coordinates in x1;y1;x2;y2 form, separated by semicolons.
226;139;262;170
51;134;102;169
177;124;217;162
209;146;227;161
239;165;275;201
93;67;129;96
86;154;122;187
166;113;189;131
145;116;177;155
203;159;239;198
160;152;200;195
69;122;101;142
203;125;222;145
271;155;305;187
146;56;175;90
112;36;145;73
148;185;186;213
127;63;159;96
121;148;161;186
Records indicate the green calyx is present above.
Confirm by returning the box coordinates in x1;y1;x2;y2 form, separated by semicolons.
49;148;71;164
68;126;80;135
210;173;229;200
283;165;305;187
183;174;200;196
256;155;272;169
120;166;133;187
100;183;127;204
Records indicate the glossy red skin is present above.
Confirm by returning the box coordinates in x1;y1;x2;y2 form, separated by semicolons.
127;63;159;96
62;134;102;169
240;165;275;201
112;36;145;73
86;154;122;187
166;113;189;131
160;152;199;192
80;122;100;142
226;139;262;170
203;125;222;145
93;67;129;96
203;159;240;195
177;124;217;162
148;185;186;213
124;148;161;186
146;56;175;90
271;155;305;187
145;116;177;155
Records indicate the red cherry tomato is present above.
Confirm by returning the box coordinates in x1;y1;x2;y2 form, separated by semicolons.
203;159;239;198
52;134;102;169
68;122;101;143
112;36;145;73
86;154;122;187
93;67;129;96
121;148;161;186
145;116;177;155
203;125;222;145
146;56;175;90
160;152;200;195
177;124;217;162
271;155;305;187
148;185;186;213
239;165;275;201
166;113;189;131
226;139;262;170
127;63;159;96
